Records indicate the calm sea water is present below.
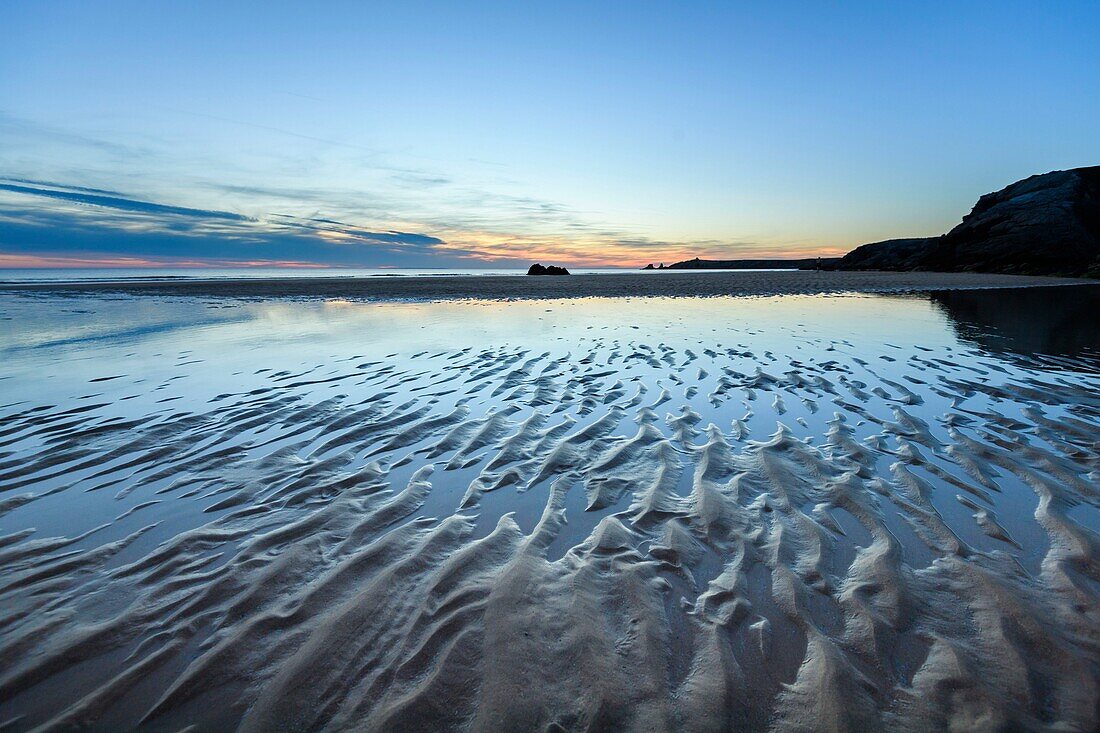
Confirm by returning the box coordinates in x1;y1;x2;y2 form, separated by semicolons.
0;266;794;283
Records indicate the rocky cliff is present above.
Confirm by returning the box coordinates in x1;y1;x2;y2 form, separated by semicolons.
839;166;1100;276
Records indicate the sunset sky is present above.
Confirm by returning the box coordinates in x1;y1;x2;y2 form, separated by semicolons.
2;1;1098;268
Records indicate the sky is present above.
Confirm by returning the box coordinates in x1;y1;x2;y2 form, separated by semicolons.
1;1;1098;269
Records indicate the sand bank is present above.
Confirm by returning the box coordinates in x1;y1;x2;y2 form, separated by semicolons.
2;269;1094;302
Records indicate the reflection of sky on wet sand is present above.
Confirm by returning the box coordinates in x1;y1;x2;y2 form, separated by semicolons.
4;288;1097;390
2;293;950;418
4;292;951;360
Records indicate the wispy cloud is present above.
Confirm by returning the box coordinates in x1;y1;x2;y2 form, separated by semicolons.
0;110;153;161
0;180;479;268
0;177;126;197
0;175;836;268
0;181;253;222
0;252;330;269
0;114;832;268
269;214;445;247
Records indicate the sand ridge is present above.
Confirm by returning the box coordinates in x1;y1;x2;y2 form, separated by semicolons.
0;303;1098;731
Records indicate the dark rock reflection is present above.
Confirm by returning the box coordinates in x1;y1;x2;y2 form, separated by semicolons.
929;284;1100;361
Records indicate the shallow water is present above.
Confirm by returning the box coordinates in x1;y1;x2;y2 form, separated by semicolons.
1;286;1097;731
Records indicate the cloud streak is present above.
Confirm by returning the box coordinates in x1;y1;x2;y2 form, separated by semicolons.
0;252;329;269
0;177;839;269
0;115;838;268
0;182;489;268
268;214;445;248
0;111;824;268
0;181;253;222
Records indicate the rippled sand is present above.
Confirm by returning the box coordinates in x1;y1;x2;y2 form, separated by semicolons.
0;289;1098;731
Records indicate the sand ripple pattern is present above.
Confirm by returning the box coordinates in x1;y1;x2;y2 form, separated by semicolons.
1;339;1099;731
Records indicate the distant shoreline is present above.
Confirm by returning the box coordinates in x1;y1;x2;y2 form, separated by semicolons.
644;256;839;270
2;269;1094;302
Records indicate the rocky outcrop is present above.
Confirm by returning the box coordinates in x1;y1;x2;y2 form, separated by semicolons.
839;166;1100;276
650;257;839;270
831;238;939;271
526;263;570;276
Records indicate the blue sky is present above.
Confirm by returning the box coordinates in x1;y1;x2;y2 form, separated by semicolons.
2;1;1098;268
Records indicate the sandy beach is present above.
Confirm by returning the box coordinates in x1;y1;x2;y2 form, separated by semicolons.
2;269;1093;301
6;2;1100;729
1;286;1098;731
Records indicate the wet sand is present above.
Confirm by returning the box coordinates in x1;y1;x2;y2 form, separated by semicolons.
0;290;1097;731
2;269;1093;301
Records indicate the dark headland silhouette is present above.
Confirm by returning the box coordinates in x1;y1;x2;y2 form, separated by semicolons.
643;257;837;270
840;166;1100;276
647;167;1100;277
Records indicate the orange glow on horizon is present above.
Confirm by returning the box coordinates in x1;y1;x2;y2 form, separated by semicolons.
0;242;849;270
431;230;848;269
